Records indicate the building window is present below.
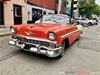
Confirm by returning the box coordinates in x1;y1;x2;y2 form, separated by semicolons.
74;8;77;10
67;2;69;4
14;7;22;17
56;0;59;3
13;5;22;24
74;1;77;4
49;13;53;14
43;11;46;15
0;2;4;25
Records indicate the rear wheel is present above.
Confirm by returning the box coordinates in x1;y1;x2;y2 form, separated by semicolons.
88;22;92;26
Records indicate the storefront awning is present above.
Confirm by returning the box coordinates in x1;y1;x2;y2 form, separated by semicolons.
0;0;10;2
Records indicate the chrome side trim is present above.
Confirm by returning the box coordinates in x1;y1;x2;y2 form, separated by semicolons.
60;29;79;38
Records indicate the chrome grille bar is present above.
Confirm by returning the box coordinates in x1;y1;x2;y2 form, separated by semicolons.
16;36;49;47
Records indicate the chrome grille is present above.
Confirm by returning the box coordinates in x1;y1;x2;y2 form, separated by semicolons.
16;36;49;47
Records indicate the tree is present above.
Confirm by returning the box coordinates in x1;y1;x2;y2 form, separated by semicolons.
93;4;100;16
78;0;100;19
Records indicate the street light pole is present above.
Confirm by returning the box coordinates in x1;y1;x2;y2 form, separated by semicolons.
58;0;62;14
0;3;1;24
70;0;74;18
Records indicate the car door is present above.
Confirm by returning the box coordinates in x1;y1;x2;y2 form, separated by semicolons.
68;19;79;44
80;18;87;24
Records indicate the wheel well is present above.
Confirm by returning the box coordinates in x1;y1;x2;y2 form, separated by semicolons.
63;38;69;49
88;22;92;24
76;21;79;24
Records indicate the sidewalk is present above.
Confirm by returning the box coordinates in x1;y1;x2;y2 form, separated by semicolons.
0;27;11;36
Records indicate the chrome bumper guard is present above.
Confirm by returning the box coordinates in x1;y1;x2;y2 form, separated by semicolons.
9;37;62;58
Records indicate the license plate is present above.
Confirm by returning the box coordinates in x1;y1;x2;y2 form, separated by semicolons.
23;44;30;50
30;47;37;52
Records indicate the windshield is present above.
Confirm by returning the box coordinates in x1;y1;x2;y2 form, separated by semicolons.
41;15;70;24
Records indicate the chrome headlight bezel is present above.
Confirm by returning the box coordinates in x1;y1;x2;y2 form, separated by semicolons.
48;32;56;41
10;27;16;33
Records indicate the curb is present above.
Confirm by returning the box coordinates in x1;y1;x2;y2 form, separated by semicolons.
0;32;12;36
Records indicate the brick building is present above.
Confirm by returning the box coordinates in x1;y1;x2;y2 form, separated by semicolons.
27;0;67;23
0;0;67;27
27;0;56;23
0;0;27;27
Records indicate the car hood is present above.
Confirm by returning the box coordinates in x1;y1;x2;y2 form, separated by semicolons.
15;23;69;39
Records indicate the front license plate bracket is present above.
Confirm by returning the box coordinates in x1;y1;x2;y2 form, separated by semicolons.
23;44;30;50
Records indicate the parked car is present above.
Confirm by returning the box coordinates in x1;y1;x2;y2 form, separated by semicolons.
92;18;98;25
9;14;83;58
74;17;95;26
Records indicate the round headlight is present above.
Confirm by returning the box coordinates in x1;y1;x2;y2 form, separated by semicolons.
48;32;56;41
10;27;16;33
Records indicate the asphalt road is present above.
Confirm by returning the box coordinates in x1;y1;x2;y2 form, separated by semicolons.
0;24;100;75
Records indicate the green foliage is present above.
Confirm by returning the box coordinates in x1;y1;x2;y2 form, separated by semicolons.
77;0;100;18
93;5;100;16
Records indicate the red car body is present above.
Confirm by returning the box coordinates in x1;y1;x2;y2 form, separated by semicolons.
9;14;83;58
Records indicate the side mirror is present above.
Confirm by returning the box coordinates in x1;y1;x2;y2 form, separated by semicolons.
71;19;75;24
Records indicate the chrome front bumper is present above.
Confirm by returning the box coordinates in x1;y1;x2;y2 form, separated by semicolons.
8;37;62;58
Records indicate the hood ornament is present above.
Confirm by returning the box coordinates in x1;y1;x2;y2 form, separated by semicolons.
25;31;33;36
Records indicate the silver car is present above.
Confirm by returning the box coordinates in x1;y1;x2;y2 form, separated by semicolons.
74;17;95;26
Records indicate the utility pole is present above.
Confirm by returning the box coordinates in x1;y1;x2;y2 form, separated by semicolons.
58;0;62;14
0;3;1;24
70;0;74;18
66;0;67;10
58;0;65;14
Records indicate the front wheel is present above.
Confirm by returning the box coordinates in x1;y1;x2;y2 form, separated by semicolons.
58;41;65;58
76;21;79;25
88;22;92;26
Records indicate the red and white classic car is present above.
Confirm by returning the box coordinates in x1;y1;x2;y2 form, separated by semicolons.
9;14;83;58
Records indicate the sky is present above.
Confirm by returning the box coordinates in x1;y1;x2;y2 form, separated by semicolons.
95;0;100;6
